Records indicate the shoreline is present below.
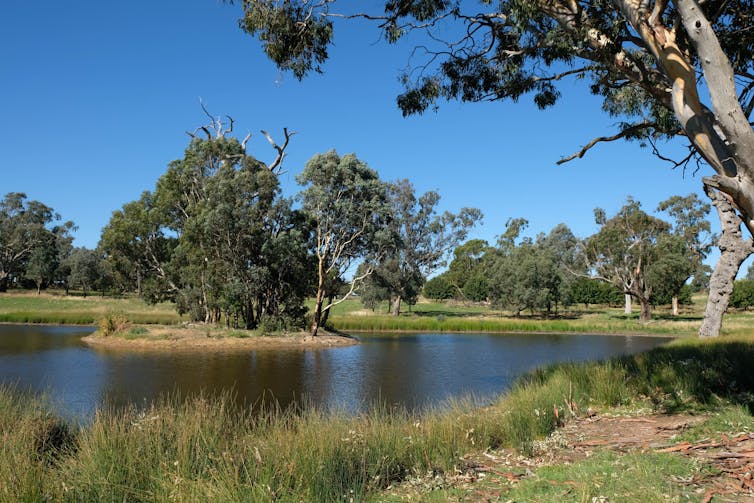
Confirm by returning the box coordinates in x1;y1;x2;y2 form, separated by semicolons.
81;328;359;351
2;320;679;346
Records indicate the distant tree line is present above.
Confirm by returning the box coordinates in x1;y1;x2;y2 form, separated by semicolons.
0;192;112;296
420;196;713;321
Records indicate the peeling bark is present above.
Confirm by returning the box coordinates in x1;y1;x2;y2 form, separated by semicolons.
624;294;632;315
699;185;754;337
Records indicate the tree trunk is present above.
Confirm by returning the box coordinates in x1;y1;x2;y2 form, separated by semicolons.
391;295;402;317
638;297;651;321
136;269;143;299
699;185;754;337
320;294;334;328
671;295;679;316
310;289;324;337
624;294;632;315
310;255;328;337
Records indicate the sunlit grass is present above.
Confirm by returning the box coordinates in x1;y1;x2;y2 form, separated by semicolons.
0;291;180;325
5;290;754;338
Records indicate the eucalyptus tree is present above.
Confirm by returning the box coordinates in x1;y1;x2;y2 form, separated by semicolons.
66;247;102;298
366;179;482;316
100;192;175;297
23;220;75;294
585;199;680;321
444;239;490;298
232;0;754;336
101;115;305;329
297;150;390;336
646;234;695;314
422;275;455;301
0;192;75;291
486;220;562;316
657;193;713;315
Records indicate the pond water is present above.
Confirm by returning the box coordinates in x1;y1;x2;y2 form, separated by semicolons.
0;325;669;421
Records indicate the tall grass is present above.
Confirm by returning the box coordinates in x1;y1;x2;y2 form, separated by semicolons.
2;337;754;501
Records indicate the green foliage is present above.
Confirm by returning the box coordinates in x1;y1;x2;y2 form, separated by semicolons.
65;247;104;297
364;180;481;314
585;198;680;320
486;222;572;316
101;124;311;330
239;0;333;79
568;278;623;307
444;239;489;294
422;275;455;300
652;284;693;307
731;279;754;309
462;274;488;302
298;150;390;332
0;192;75;292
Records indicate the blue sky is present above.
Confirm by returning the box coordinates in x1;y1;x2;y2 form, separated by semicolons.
1;1;728;270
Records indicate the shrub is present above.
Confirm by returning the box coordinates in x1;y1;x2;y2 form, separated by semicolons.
96;312;130;336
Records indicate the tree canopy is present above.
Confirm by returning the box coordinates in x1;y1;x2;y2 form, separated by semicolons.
234;0;754;233
233;0;754;335
0;192;75;292
297;150;390;336
361;179;482;316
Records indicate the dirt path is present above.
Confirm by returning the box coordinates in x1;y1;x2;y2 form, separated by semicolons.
435;414;754;502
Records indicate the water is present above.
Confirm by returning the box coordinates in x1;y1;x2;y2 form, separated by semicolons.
0;325;669;421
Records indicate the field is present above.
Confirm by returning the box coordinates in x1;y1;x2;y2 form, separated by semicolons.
4;290;754;338
0;291;179;325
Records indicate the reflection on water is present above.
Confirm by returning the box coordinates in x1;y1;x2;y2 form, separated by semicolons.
0;325;669;421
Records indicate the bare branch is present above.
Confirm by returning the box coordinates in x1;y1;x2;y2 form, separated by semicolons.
262;128;296;174
557;122;655;164
240;131;252;151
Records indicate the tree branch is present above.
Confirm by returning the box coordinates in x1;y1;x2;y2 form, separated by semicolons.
556;122;655;164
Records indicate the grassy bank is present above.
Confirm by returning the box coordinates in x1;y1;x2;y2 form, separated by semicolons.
5;290;754;338
3;336;754;501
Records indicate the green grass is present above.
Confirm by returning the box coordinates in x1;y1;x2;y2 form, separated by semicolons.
0;291;180;325
326;298;707;337
493;451;699;502
3;335;754;501
5;290;754;339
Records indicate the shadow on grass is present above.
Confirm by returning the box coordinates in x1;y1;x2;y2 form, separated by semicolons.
609;313;704;322
528;339;754;414
409;310;586;320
